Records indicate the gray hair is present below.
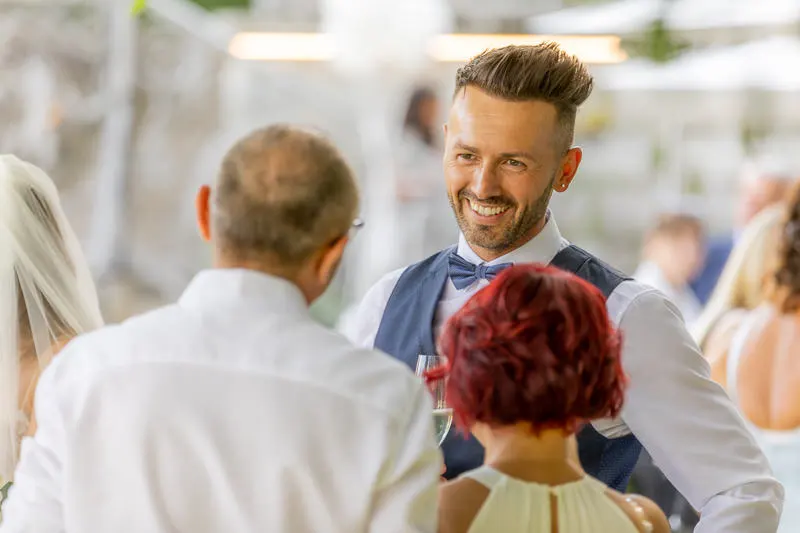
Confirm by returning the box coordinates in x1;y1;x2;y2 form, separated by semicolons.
212;125;359;266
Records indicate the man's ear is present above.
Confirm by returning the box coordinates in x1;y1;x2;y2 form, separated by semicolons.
317;236;349;286
196;185;212;242
553;147;583;192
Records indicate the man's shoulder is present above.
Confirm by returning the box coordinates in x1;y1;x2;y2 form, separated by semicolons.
47;304;186;375
558;244;629;276
341;247;456;345
79;303;183;345
608;278;684;327
338;267;408;341
365;266;408;300
368;247;455;293
295;327;426;419
553;244;632;299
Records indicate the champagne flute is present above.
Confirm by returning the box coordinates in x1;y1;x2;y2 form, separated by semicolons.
416;354;453;446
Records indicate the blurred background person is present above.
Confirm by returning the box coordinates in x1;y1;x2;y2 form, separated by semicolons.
395;86;456;263
435;264;668;533
709;181;800;533
629;215;704;530
664;205;785;533
691;158;795;304
634;213;705;327
694;205;784;372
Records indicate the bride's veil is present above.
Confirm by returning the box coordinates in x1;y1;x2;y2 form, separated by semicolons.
0;155;103;482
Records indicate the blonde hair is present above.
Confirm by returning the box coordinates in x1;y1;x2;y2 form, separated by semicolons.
693;205;784;349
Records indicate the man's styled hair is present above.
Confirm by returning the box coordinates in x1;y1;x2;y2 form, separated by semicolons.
212;125;358;266
454;42;594;152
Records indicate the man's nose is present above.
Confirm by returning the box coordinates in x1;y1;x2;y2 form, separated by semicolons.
471;163;501;199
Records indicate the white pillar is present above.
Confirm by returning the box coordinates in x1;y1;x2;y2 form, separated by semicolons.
87;2;138;280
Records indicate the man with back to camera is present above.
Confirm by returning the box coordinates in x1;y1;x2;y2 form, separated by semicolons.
343;43;783;532
1;125;441;533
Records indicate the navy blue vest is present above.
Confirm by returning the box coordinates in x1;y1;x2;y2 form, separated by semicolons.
373;244;643;492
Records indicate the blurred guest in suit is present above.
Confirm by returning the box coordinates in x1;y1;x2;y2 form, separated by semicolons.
691;158;794;304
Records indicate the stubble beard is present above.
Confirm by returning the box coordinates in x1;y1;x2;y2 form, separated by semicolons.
448;176;555;254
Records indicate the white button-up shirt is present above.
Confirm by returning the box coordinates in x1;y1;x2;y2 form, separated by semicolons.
1;269;441;533
343;215;784;533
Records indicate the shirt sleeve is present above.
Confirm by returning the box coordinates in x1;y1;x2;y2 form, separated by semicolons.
617;289;783;533
338;268;405;349
367;381;441;533
0;354;70;533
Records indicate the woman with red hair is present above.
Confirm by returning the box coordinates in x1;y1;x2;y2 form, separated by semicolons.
434;264;668;533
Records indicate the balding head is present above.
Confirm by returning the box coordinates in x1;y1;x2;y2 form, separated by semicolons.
196;125;359;302
211;125;358;266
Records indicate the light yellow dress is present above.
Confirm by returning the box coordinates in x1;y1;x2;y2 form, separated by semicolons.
461;466;649;533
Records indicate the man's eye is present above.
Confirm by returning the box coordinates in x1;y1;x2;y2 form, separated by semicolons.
504;159;524;168
457;153;475;161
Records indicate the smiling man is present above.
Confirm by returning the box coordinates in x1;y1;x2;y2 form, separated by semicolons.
344;43;783;533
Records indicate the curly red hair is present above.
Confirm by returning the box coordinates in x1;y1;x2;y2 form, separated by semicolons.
434;264;626;435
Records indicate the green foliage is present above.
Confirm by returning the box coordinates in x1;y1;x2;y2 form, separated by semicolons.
651;142;667;171
131;0;147;16
131;0;250;13
189;0;250;9
683;171;705;196
623;18;690;63
740;122;770;155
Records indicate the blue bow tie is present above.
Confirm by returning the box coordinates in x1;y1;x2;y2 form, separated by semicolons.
448;253;513;290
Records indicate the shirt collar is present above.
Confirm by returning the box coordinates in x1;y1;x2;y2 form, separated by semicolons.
179;268;309;317
455;211;568;266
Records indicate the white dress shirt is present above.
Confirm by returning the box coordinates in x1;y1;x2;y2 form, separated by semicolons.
342;215;784;533
634;260;703;327
1;269;441;533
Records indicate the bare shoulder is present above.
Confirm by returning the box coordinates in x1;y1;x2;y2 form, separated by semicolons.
706;308;755;386
605;490;670;533
706;309;747;356
438;477;490;533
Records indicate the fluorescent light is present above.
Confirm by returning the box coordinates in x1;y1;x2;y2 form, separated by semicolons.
228;33;627;64
229;33;335;61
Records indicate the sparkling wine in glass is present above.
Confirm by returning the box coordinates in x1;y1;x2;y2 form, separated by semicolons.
416;354;453;446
